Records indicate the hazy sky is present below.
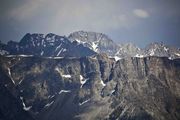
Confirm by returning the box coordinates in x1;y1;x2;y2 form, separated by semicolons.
0;0;180;47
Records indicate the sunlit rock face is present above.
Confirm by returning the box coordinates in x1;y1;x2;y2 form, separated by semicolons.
0;54;180;120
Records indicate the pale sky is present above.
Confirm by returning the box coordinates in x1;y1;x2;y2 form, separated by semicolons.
0;0;180;47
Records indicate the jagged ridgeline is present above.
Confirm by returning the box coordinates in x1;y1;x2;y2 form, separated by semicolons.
1;31;180;59
0;31;180;120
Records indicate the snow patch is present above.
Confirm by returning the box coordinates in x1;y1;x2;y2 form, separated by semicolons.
164;47;169;52
7;68;15;84
45;57;64;59
149;49;155;56
55;43;62;51
175;53;180;56
75;39;81;43
79;75;88;88
110;90;115;95
134;54;144;58
55;67;71;78
60;38;64;41
53;57;64;59
59;90;71;94
44;101;54;108
5;55;16;57
79;99;90;106
57;48;63;56
6;55;33;57
90;56;97;60
48;95;55;99
62;49;67;52
80;75;83;81
114;56;121;61
41;51;44;56
62;74;71;78
19;55;33;57
168;57;173;60
75;39;86;44
100;80;106;87
91;42;98;52
45;57;53;59
55;67;61;73
18;78;23;85
20;97;32;111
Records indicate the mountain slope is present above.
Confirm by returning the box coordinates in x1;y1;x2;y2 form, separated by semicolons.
0;31;180;120
0;55;180;120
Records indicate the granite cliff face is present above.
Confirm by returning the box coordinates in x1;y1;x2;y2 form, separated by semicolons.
0;54;180;120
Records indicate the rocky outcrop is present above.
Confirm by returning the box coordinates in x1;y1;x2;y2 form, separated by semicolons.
0;54;180;120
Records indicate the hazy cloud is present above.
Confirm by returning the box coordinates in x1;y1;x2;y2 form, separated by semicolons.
8;0;46;21
1;0;180;47
133;9;149;18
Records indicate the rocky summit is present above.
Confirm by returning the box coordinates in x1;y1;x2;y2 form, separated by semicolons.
0;31;180;120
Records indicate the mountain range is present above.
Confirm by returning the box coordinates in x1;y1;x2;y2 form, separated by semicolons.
1;31;180;59
0;31;180;120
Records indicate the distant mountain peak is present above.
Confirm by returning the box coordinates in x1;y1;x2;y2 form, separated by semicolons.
0;33;96;57
68;31;119;55
0;31;180;60
69;30;113;42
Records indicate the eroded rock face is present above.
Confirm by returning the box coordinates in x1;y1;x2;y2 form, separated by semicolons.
109;57;180;120
0;55;180;120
